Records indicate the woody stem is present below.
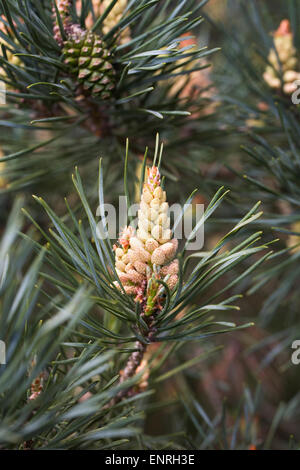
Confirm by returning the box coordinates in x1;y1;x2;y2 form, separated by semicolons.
119;341;146;386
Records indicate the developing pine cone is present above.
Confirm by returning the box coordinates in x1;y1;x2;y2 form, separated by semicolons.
53;1;115;98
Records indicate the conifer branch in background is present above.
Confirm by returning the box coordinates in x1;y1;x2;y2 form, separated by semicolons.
0;0;220;190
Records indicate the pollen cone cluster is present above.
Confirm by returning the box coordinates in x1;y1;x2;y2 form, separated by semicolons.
62;28;115;98
0;17;22;77
53;1;115;99
263;19;300;95
101;0;131;45
113;166;178;316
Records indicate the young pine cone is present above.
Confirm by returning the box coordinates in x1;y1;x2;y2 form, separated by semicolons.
53;1;116;99
63;29;115;98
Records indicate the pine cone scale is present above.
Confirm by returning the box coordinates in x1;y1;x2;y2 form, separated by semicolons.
62;30;115;98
